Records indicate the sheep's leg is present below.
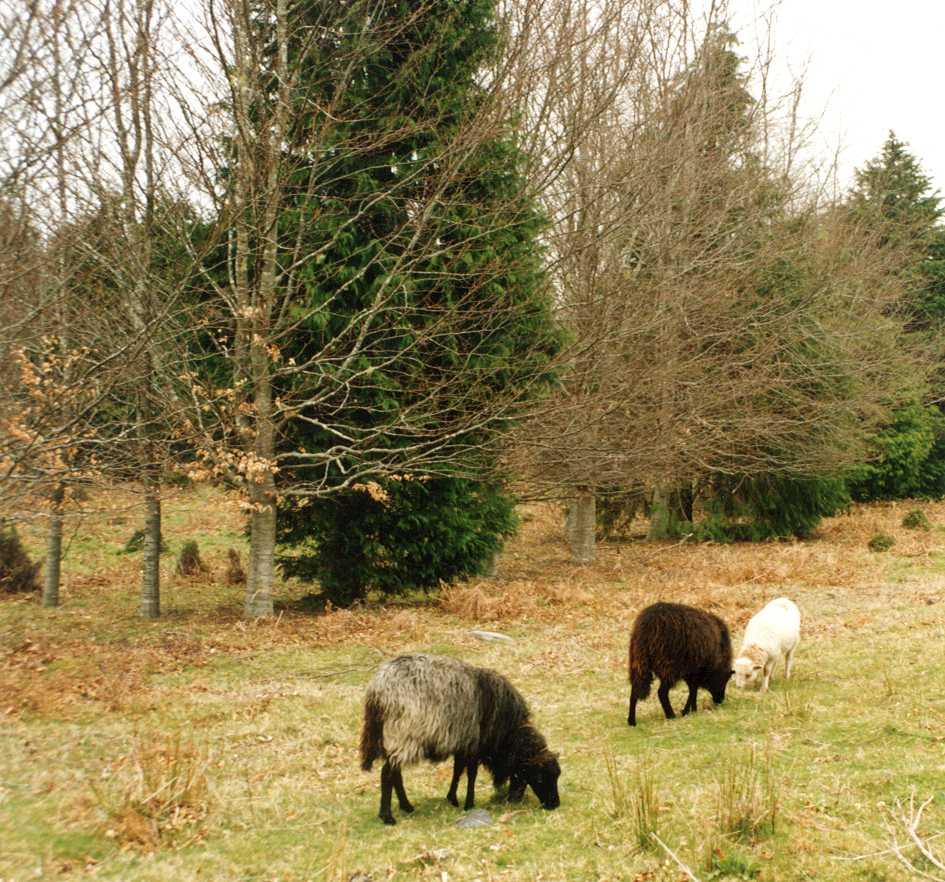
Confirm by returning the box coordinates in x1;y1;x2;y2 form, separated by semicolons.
627;684;641;726
446;755;464;807
784;647;795;679
508;773;526;802
761;661;773;692
379;762;397;825
657;681;676;720
681;680;698;715
464;759;479;810
393;768;414;813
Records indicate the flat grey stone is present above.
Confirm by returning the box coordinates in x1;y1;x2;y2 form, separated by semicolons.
469;630;513;643
454;808;493;828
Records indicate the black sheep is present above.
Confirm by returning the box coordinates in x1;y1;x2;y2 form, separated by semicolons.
627;601;733;726
360;654;561;824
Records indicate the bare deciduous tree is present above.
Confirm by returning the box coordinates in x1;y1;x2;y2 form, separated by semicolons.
507;0;924;558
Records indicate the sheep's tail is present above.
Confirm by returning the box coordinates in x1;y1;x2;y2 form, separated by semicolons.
360;694;385;771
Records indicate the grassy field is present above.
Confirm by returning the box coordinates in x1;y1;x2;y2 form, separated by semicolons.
3;489;945;881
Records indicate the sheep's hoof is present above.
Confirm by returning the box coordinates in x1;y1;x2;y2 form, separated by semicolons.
381;814;396;825
446;794;459;807
399;801;415;813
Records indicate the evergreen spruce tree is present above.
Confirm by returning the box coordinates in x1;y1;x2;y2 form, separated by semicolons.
847;133;945;499
266;0;560;603
280;478;517;605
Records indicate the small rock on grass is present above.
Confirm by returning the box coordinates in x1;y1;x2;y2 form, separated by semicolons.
416;848;453;864
469;630;513;643
454;808;493;828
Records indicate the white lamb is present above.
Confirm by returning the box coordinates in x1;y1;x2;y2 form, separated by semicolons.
733;597;800;692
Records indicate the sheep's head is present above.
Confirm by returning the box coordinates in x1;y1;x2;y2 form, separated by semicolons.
509;726;561;810
707;666;734;704
734;647;766;688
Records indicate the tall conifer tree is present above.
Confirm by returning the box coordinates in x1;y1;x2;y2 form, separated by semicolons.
221;0;560;602
847;133;945;500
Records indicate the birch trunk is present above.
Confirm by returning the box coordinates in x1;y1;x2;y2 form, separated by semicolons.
565;500;578;548
245;479;276;618
570;489;596;564
42;485;64;607
139;487;161;619
244;339;276;618
241;0;286;619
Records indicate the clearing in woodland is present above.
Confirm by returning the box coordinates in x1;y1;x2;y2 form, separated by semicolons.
2;487;945;881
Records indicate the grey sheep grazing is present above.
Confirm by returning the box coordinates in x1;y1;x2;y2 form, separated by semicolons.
360;653;561;825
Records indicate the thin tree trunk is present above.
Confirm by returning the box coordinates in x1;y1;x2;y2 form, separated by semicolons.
565;499;578;548
47;6;69;609
139;487;161;619
570;489;596;564
678;483;694;522
245;478;276;618
242;0;285;620
42;485;64;608
245;350;276;618
648;486;670;539
648;485;692;539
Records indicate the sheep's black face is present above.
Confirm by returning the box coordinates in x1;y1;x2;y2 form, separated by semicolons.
524;756;561;810
708;668;733;705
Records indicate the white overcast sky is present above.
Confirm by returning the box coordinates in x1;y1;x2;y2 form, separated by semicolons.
724;0;945;196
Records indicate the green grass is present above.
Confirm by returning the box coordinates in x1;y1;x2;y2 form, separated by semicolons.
4;494;945;880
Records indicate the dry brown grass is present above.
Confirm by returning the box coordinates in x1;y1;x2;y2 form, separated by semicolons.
4;492;945;723
4;489;945;881
91;734;210;850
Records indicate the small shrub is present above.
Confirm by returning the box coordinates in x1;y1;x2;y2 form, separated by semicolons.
715;745;777;843
119;528;168;555
224;548;246;585
848;402;942;501
175;540;208;577
95;734;209;849
630;759;660;852
0;523;41;594
694;474;849;542
278;478;517;607
687;514;736;544
868;533;896;552
705;848;761;879
604;751;660;853
596;487;648;540
902;509;931;531
604;748;628;819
